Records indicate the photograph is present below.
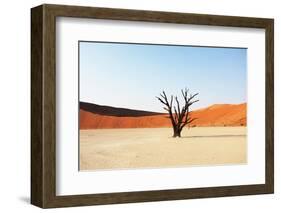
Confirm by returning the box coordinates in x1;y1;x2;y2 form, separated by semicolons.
79;41;247;171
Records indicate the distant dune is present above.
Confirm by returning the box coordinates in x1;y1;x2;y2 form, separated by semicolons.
80;102;246;129
191;103;246;127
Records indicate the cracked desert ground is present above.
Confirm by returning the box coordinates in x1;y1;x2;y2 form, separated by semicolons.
79;127;247;171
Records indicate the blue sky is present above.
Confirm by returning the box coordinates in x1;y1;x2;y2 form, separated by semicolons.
79;41;247;112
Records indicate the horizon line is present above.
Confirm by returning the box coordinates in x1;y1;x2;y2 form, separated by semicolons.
80;100;247;114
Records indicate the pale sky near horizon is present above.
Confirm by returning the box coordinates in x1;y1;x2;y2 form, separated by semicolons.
79;41;247;112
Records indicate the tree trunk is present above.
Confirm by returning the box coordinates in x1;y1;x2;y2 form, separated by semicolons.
173;127;181;137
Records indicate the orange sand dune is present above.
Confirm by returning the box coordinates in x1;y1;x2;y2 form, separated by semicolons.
191;103;246;127
80;110;171;129
80;102;246;129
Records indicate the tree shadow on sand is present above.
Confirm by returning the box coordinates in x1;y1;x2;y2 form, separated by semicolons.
180;134;246;139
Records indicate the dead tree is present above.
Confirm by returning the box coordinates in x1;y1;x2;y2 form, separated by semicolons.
156;88;199;137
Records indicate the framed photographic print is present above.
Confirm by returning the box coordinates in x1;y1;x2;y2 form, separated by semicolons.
31;4;274;208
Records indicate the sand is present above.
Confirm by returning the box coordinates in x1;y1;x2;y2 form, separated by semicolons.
80;127;247;171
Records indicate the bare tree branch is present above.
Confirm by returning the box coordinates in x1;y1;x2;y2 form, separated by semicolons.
156;88;199;137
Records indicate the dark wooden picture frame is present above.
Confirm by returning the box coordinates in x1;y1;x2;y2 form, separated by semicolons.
31;4;274;208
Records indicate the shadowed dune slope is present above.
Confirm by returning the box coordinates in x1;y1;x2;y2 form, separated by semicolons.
80;102;246;129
